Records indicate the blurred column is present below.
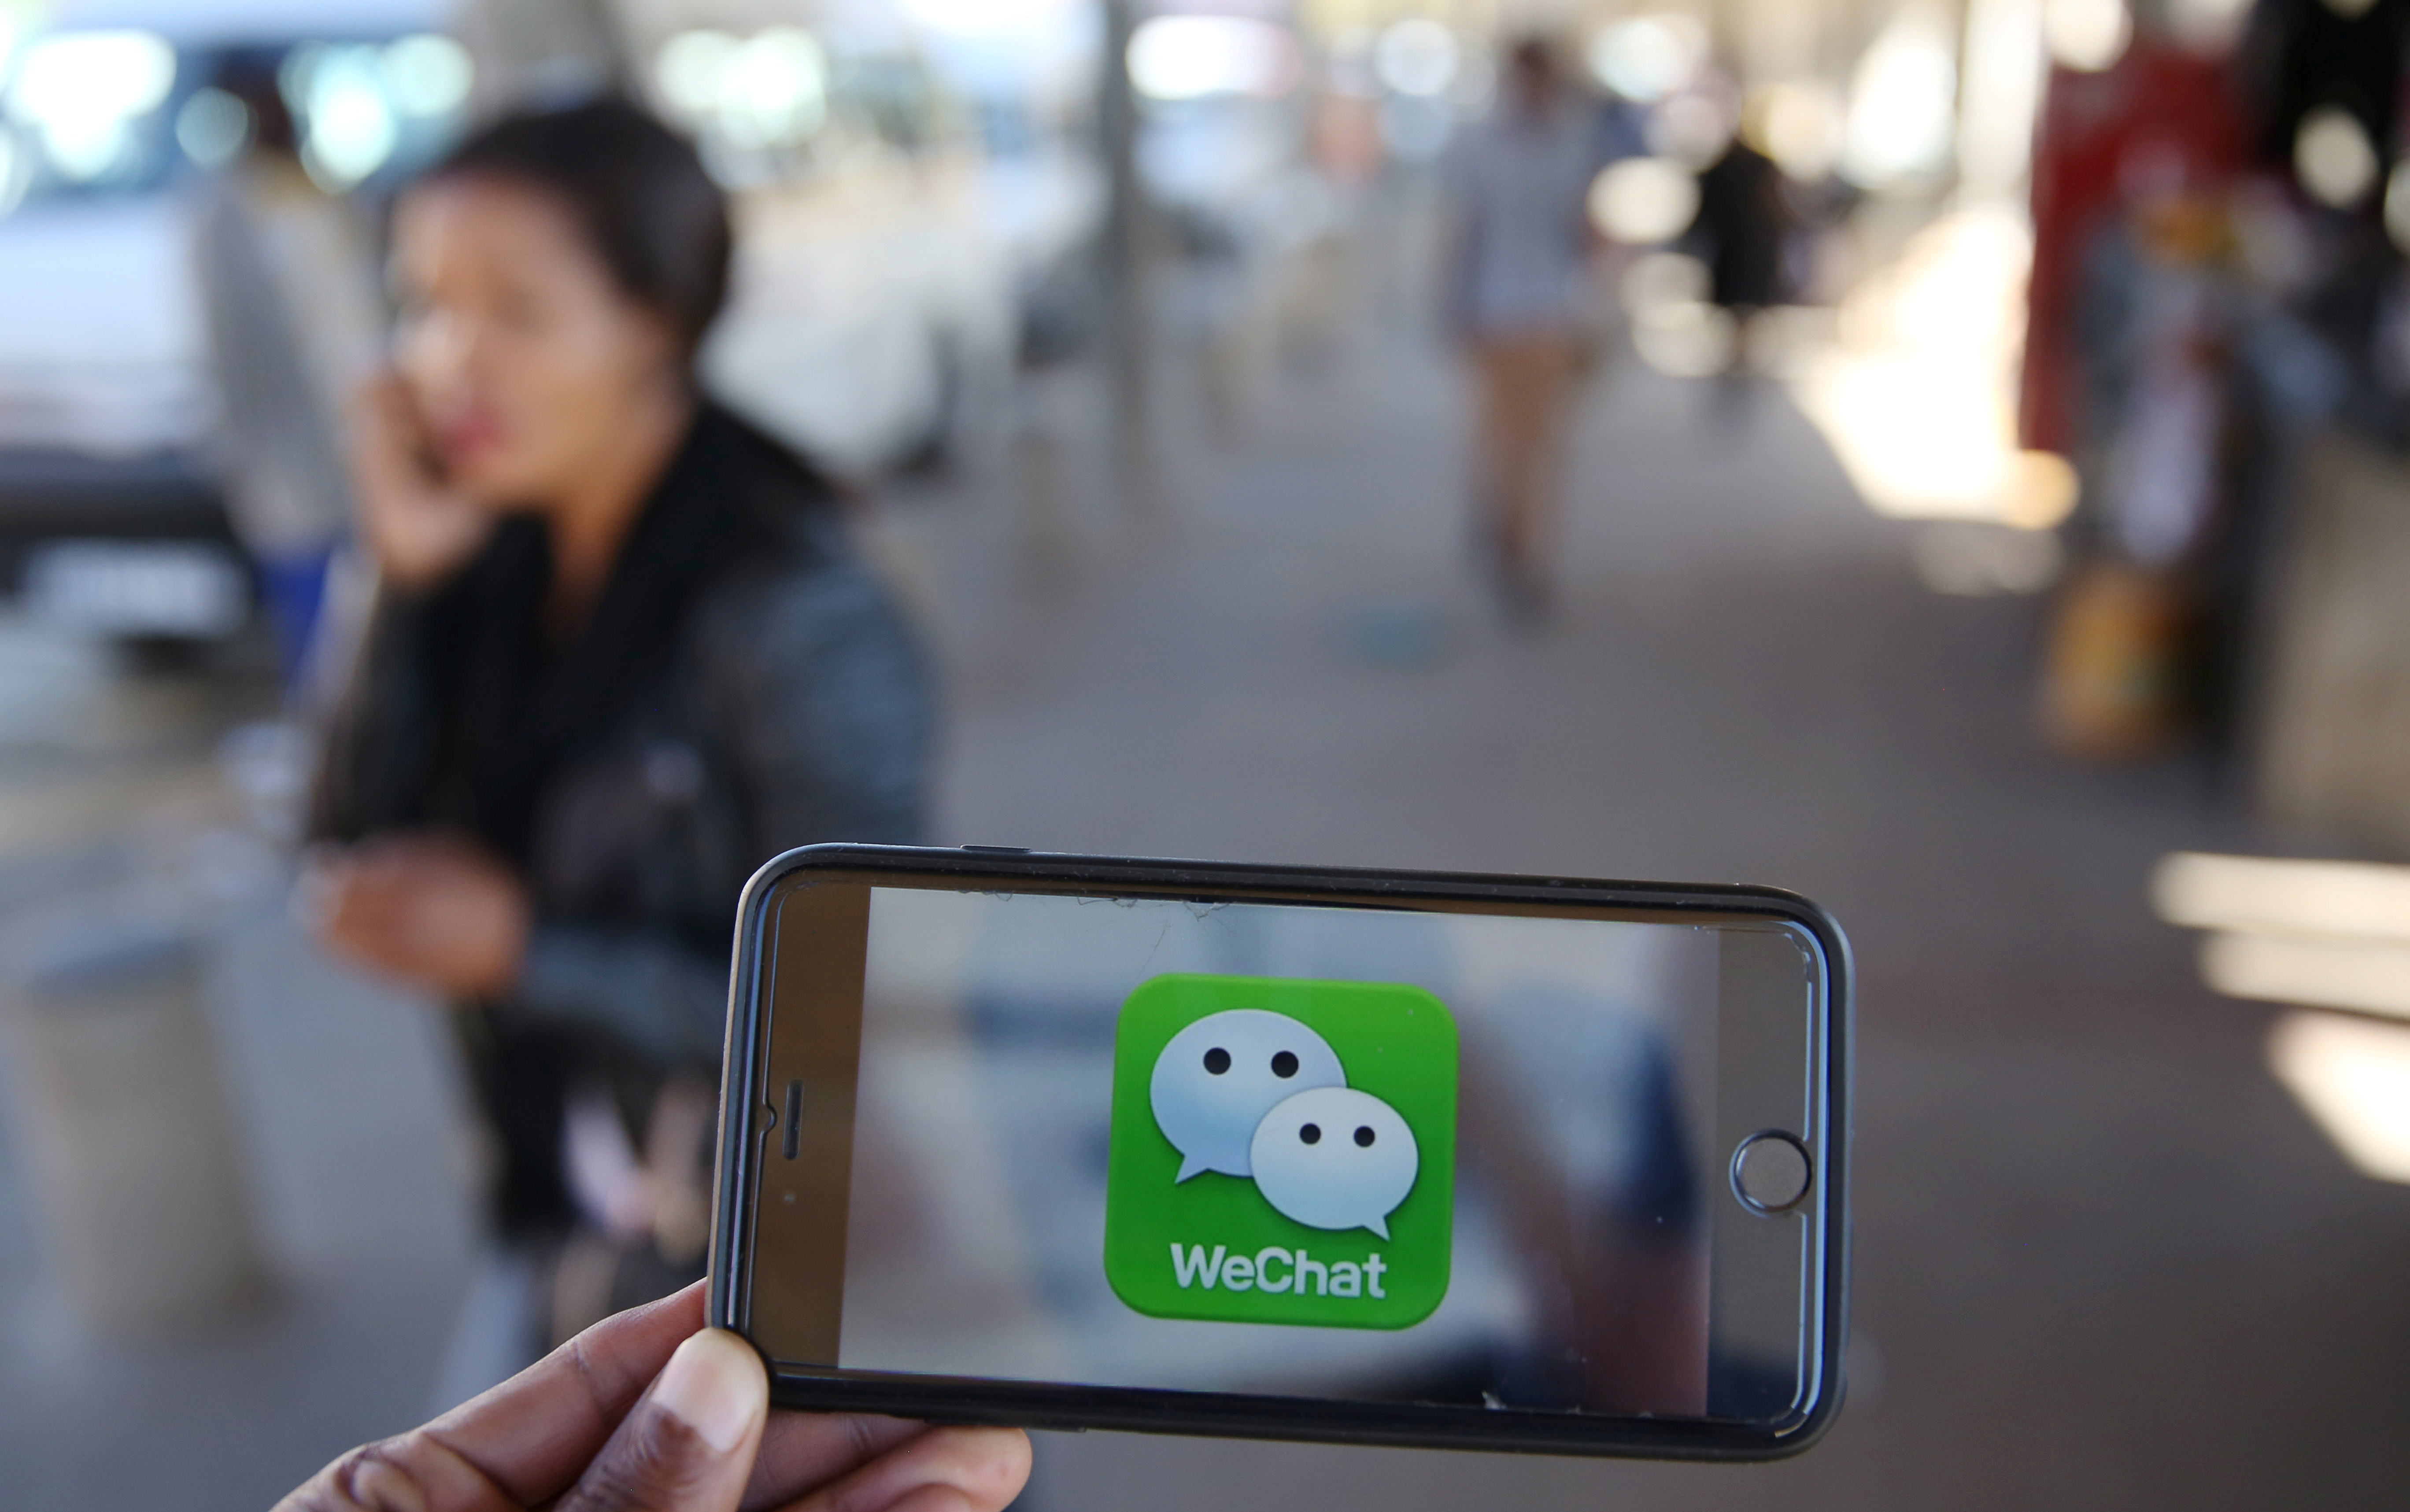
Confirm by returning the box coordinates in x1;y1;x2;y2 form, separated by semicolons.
1958;0;2046;205
455;0;629;112
1098;0;1161;521
1734;0;1820;86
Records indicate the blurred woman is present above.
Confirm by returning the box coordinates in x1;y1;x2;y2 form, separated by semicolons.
1444;38;1602;626
306;101;931;1350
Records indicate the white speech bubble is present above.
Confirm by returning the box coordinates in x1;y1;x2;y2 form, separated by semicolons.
1248;1086;1419;1239
1150;1009;1346;1181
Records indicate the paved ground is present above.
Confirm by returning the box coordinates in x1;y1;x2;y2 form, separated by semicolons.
0;305;2405;1508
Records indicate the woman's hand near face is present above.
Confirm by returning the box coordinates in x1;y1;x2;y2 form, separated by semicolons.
351;370;494;592
306;833;531;999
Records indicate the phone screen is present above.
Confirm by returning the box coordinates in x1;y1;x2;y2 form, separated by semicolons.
740;873;1826;1426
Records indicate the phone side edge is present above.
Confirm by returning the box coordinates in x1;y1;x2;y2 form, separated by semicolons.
1742;886;1854;1456
758;1370;1823;1461
706;848;796;1336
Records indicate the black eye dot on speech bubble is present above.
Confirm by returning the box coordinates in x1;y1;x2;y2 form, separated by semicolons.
1299;1123;1321;1145
1354;1126;1375;1147
1272;1050;1299;1077
1203;1047;1230;1074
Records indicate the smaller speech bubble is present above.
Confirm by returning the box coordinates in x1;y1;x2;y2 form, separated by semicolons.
1249;1086;1419;1239
1151;1009;1346;1181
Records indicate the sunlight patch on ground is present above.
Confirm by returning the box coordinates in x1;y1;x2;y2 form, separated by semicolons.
1787;205;2075;529
2157;850;2410;1184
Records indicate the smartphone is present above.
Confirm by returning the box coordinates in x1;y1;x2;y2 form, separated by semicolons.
707;845;1849;1461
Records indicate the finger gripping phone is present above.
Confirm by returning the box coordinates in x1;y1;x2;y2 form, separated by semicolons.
707;846;1850;1461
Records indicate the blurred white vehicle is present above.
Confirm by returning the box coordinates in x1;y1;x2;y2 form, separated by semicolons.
0;2;1016;639
0;0;464;637
643;24;1016;477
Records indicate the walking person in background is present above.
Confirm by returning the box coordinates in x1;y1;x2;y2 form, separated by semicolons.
1444;37;1602;626
191;56;388;686
1687;93;1789;424
303;101;932;1372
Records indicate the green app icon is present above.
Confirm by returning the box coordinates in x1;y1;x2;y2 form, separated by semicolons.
1103;973;1457;1330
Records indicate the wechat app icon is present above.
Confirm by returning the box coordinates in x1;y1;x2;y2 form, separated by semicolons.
1104;974;1456;1330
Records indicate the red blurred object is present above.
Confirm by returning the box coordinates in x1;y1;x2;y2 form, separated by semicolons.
2021;45;2247;456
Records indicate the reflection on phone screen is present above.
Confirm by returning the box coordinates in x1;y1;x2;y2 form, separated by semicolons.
750;884;1810;1421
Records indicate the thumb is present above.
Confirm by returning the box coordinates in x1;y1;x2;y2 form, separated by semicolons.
558;1328;768;1512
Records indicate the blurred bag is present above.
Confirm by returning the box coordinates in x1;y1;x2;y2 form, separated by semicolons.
2041;560;2191;760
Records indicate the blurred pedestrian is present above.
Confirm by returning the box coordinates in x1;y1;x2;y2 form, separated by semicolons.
1444;37;1602;625
1686;98;1789;422
304;101;932;1359
190;55;387;685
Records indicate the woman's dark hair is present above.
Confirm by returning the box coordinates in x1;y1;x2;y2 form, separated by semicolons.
424;99;732;362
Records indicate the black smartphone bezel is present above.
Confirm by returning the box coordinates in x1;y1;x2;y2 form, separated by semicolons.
707;843;1852;1462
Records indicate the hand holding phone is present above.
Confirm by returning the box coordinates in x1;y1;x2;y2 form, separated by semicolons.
274;1281;1030;1512
349;369;494;592
708;847;1851;1462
